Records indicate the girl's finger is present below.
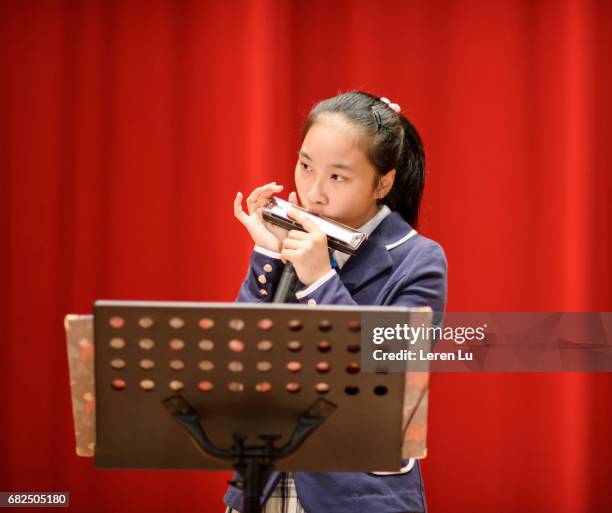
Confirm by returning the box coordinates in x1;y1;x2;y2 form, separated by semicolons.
287;207;320;233
288;191;300;205
248;182;283;202
246;185;268;208
286;229;309;240
280;247;299;263
281;238;303;250
233;192;244;216
233;192;248;225
247;184;283;213
246;188;262;211
250;196;275;215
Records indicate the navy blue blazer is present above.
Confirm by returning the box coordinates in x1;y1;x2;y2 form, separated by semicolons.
224;211;447;513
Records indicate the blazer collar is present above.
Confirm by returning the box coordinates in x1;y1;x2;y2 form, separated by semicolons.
339;212;416;293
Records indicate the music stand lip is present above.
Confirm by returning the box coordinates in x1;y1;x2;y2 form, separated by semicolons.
94;299;425;314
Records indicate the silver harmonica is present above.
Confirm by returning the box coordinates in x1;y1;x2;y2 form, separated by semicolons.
262;197;368;255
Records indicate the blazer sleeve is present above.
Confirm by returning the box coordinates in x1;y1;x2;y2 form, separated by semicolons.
294;241;448;326
235;246;285;303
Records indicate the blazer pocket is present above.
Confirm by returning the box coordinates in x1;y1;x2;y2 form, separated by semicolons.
367;457;415;476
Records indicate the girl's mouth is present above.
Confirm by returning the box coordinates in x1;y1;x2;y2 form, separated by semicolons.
305;207;322;216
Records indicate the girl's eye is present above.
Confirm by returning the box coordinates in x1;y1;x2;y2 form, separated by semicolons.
299;162;312;172
331;174;346;182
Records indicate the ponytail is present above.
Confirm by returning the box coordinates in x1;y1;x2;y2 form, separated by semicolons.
386;115;425;227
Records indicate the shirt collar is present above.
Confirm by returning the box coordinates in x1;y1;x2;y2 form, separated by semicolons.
333;205;392;269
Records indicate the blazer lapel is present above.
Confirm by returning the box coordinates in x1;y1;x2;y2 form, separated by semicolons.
339;212;414;294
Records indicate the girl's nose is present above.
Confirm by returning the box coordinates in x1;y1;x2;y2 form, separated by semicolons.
307;178;327;204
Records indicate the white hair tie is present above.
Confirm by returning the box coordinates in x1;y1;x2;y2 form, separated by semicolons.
380;96;401;113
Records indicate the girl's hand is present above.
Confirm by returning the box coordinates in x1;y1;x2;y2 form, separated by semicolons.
234;182;300;253
281;208;332;286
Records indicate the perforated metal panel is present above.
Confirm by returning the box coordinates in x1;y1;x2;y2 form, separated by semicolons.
93;301;416;472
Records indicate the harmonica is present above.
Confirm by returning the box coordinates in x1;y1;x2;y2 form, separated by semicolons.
262;197;368;255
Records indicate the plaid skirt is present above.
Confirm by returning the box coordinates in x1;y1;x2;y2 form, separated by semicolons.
225;472;307;513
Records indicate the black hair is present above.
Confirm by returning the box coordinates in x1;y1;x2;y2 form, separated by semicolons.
301;91;425;227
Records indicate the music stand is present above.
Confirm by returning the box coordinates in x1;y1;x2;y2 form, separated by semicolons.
90;300;431;513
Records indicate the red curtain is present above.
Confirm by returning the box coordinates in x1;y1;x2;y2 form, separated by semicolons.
1;1;611;512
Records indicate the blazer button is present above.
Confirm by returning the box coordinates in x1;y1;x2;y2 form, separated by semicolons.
307;299;317;305
259;288;268;296
263;264;273;272
258;274;267;284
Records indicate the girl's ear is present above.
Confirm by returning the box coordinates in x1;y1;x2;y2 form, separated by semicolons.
375;169;396;199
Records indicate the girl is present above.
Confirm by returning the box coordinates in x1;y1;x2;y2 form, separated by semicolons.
225;91;447;513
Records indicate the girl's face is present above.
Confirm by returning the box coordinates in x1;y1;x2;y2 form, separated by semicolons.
295;113;395;228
